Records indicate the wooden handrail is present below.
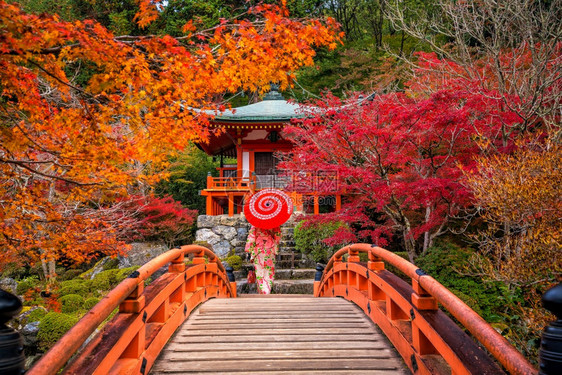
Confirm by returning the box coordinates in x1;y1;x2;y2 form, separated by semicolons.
315;243;537;375
207;175;255;190
28;245;236;375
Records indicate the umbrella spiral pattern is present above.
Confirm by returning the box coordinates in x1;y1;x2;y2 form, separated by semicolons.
244;189;293;229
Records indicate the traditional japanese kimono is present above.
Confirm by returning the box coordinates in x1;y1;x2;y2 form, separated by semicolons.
244;226;281;294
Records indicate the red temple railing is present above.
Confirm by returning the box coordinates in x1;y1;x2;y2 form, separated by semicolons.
206;175;255;190
28;245;236;375
314;243;537;375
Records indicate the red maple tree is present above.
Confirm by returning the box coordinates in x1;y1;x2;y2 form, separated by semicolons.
282;84;523;261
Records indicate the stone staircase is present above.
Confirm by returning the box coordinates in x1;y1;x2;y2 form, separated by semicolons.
232;217;317;295
234;268;316;295
276;220;314;269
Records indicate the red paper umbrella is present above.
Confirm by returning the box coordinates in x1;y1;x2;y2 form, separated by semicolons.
244;189;293;229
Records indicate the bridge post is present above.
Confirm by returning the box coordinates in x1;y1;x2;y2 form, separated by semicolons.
348;248;360;263
225;266;237;298
313;264;325;296
368;251;384;271
169;253;186;273
0;289;25;375
119;274;145;314
411;272;438;356
540;282;562;375
193;250;206;265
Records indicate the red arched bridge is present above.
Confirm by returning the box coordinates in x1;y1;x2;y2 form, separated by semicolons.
23;244;549;374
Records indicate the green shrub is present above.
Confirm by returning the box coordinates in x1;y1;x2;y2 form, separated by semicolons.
1;263;30;279
224;255;243;271
415;241;523;323
83;297;100;310
294;221;348;264
116;266;140;283
90;269;120;291
16;277;40;295
23;298;43;307
37;312;79;351
102;258;120;271
59;269;83;281
59;294;85;314
59;279;89;296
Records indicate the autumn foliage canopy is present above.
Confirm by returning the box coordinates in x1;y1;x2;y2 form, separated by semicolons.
0;0;340;268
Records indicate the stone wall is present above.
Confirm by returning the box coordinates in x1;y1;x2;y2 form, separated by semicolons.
195;215;249;258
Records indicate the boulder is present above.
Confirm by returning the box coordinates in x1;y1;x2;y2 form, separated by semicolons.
17;306;47;328
85;257;112;280
196;229;221;245
236;227;248;241
212;225;237;241
123;242;169;268
197;215;216;228
22;321;40;348
117;255;132;269
0;277;18;295
212;240;231;258
230;240;246;248
219;215;242;226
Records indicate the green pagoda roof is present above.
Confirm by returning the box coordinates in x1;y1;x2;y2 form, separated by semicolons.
212;85;306;122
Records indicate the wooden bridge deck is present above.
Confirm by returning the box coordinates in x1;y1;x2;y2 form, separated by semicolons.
151;295;409;374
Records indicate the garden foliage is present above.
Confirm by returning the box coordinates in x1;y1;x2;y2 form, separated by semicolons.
294;220;349;263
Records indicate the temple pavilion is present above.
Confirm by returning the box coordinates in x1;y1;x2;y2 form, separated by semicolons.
197;86;342;216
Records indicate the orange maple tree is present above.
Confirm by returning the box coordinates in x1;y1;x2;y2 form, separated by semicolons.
0;0;340;276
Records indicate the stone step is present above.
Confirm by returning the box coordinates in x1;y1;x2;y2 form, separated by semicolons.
279;240;295;247
277;251;300;258
277;269;316;280
279;246;298;253
237;280;258;295
233;269;316;281
273;279;314;294
236;279;314;295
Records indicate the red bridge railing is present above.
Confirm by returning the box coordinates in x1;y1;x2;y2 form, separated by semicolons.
28;245;236;375
314;243;537;375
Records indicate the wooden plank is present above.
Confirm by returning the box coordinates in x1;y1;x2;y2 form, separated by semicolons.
185;322;371;329
192;315;363;320
165;341;392;351
196;307;358;313
190;318;368;324
170;334;383;343
238;294;316;300
197;299;354;305
151;358;403;372
192;314;363;320
153;371;408;375
158;349;399;361
178;328;372;336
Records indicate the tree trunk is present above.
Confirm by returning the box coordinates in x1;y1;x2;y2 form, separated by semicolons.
422;206;431;255
402;220;417;262
399;30;406;56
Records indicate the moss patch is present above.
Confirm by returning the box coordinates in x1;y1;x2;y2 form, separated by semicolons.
83;297;100;310
224;255;242;271
59;294;85;314
37;312;79;351
16;277;40;295
59;279;90;296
